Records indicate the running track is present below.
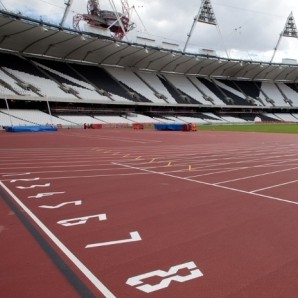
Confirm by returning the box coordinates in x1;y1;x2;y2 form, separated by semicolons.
1;129;298;297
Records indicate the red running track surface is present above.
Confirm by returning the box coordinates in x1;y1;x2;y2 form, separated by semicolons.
1;129;298;297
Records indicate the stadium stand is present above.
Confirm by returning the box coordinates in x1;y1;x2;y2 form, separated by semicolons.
260;82;291;107
163;74;211;105
136;71;178;104
106;68;167;104
1;11;298;128
0;109;72;126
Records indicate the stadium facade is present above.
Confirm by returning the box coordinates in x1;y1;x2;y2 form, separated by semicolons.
1;9;298;127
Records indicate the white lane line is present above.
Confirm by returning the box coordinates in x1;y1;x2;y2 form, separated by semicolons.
214;165;298;185
0;181;116;298
252;179;298;193
113;163;298;206
1;172;149;182
0;167;150;177
59;133;159;144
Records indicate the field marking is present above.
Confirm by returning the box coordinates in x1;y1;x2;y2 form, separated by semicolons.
59;132;162;144
113;163;298;206
214;165;298;185
0;167;151;177
0;181;116;297
0;163;149;171
252;179;298;193
1;171;149;182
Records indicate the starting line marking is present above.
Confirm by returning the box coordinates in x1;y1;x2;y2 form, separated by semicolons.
0;181;116;297
113;162;298;206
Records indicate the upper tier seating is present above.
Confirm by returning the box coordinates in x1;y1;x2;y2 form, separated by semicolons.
135;72;178;104
71;64;133;103
260;83;291;107
106;68;167;104
188;77;225;105
3;68;76;99
163;74;211;105
33;61;111;102
0;69;36;96
277;83;298;107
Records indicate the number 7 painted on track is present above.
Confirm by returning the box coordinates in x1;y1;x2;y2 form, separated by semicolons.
86;231;142;248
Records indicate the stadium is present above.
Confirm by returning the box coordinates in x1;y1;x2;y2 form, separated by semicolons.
1;0;298;297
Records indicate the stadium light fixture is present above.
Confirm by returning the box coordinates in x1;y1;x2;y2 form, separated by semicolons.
40;26;48;32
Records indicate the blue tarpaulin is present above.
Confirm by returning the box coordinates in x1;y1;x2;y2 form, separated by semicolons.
154;124;185;131
5;126;57;132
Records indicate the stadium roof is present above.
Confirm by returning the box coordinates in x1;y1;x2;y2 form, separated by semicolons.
1;10;298;82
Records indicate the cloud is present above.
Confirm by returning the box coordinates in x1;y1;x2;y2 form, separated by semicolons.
2;0;298;62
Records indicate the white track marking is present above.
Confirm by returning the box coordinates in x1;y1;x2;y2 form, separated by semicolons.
17;183;51;189
252;179;298;193
0;181;116;298
86;231;142;248
10;178;39;183
113;163;298;206
215;165;298;185
0;167;148;178
2;172;31;177
2;172;149;182
59;133;159;144
39;201;82;209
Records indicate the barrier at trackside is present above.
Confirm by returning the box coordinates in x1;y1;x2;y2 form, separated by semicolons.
154;123;197;131
5;125;58;132
132;123;144;130
84;123;103;129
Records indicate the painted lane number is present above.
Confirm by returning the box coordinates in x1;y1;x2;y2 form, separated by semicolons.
126;261;203;293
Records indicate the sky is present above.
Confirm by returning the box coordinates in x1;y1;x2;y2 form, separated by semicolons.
1;0;298;63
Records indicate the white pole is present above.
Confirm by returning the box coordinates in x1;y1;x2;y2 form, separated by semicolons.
4;97;13;127
46;101;53;126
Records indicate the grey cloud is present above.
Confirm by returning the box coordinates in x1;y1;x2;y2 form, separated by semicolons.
2;0;298;61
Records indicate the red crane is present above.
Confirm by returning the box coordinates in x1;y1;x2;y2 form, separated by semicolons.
73;0;134;40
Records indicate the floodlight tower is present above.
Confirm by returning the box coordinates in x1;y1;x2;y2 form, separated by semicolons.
270;12;298;63
60;0;74;28
183;0;229;58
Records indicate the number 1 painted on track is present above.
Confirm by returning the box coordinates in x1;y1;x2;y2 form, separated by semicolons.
86;231;142;248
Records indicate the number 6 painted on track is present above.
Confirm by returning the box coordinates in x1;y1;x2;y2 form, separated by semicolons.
57;214;107;227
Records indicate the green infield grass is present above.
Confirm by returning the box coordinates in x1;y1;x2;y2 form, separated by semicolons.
197;123;298;133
